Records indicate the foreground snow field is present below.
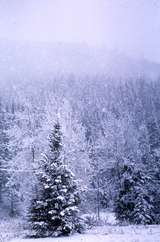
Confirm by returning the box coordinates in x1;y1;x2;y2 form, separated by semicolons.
11;225;160;242
1;213;159;242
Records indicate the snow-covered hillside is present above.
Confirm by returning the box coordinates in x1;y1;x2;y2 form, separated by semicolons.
1;2;160;242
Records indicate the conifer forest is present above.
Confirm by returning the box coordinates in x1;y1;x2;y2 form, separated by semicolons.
0;1;160;242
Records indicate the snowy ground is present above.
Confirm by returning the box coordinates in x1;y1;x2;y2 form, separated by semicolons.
0;212;160;242
11;225;160;242
0;206;26;242
0;217;25;242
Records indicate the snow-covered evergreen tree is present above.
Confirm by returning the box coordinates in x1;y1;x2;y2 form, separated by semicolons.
132;170;153;224
0;101;11;203
115;160;153;224
145;120;160;224
115;160;135;223
28;122;82;238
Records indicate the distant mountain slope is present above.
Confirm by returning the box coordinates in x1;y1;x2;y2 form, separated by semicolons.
0;39;160;86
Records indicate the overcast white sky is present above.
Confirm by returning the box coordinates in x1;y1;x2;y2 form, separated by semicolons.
0;0;160;62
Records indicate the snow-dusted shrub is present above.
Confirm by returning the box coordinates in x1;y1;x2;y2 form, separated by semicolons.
82;214;98;228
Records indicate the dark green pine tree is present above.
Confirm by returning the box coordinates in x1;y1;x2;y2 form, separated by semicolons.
28;122;82;238
115;160;153;225
132;170;153;225
0;101;10;203
127;119;160;224
144;120;160;223
114;160;135;224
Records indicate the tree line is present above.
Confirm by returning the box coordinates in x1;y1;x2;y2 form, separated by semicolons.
0;76;160;236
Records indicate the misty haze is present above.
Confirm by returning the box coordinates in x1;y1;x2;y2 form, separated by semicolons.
0;1;160;242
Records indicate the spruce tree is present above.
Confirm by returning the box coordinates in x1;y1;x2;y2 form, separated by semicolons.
28;122;82;238
114;160;135;223
132;170;153;224
115;160;153;224
141;120;160;223
0;101;10;203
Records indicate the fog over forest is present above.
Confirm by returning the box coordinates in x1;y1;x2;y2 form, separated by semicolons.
0;1;160;242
